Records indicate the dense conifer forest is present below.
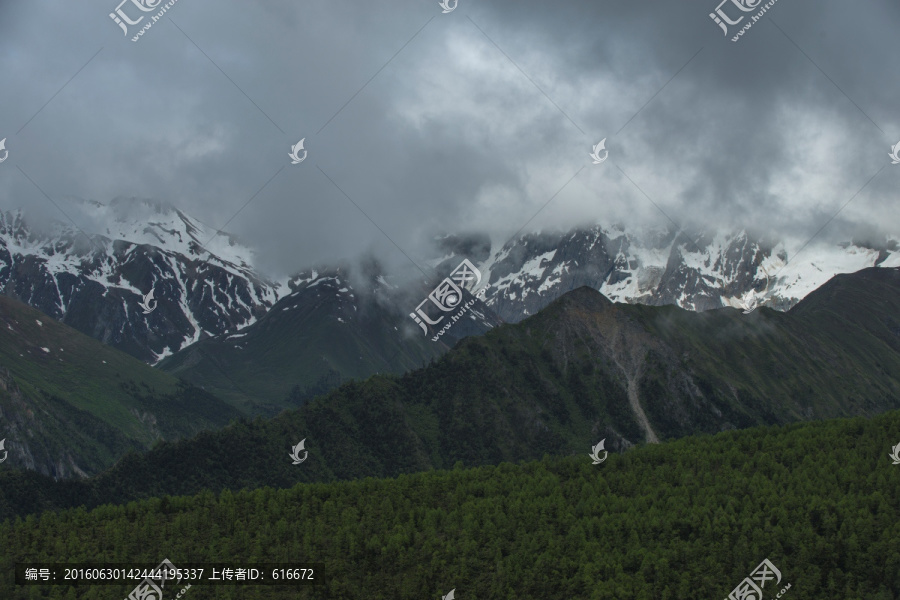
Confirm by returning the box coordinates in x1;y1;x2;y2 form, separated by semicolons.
2;408;898;599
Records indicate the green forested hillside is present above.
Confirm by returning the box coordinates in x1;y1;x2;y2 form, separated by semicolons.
2;269;900;521
1;409;898;599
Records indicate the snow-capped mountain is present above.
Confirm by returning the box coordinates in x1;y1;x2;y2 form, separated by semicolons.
0;199;501;370
2;198;896;369
436;225;900;323
0;198;285;363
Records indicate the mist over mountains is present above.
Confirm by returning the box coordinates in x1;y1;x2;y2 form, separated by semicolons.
0;199;280;363
0;198;897;371
442;224;900;320
2;2;899;597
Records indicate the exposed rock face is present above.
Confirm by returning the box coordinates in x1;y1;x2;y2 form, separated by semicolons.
2;201;896;370
0;366;89;479
0;202;283;363
447;226;900;323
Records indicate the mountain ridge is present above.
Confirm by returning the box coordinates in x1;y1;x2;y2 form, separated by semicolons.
1;266;897;518
3;202;897;367
0;293;243;478
2;200;897;417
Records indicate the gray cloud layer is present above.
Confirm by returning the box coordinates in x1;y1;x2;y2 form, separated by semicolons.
1;0;897;280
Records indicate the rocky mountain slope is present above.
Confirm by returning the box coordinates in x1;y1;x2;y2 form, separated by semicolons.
5;204;897;362
0;199;282;363
0;294;242;478
157;263;499;414
2;266;897;514
455;225;900;323
2;200;896;410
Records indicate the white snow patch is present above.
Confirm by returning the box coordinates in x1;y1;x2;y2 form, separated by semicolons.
881;253;900;268
153;346;175;363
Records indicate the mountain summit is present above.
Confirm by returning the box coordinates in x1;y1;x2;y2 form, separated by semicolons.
2;202;897;376
0;200;282;363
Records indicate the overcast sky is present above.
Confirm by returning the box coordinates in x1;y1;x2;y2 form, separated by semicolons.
0;0;897;280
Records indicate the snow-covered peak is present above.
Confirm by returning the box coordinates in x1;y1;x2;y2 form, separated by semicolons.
429;224;899;322
0;202;286;364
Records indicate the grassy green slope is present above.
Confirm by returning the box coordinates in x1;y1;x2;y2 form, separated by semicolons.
0;294;179;439
1;409;898;599
0;294;243;476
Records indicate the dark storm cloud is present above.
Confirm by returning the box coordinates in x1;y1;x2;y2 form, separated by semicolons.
0;0;896;280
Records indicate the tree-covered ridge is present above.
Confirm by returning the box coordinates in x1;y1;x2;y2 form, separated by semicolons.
2;409;898;600
2;270;900;522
